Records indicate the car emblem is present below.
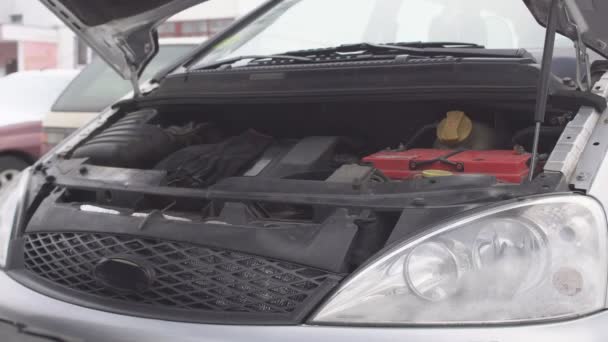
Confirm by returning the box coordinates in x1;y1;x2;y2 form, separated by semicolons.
93;256;155;293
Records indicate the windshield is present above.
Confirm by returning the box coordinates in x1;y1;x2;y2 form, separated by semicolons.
53;45;195;113
195;0;573;66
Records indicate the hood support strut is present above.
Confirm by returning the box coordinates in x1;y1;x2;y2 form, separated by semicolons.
529;0;593;181
530;0;560;181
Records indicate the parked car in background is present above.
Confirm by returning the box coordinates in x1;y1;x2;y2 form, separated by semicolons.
0;70;77;190
0;122;43;191
42;38;202;149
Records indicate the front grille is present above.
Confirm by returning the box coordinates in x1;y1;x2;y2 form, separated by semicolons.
23;233;341;323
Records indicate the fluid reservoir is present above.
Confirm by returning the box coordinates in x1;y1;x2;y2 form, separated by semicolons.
435;111;498;150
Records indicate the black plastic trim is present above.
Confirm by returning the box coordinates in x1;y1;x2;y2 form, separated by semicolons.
50;172;561;210
9;269;339;326
138;59;605;112
25;198;359;273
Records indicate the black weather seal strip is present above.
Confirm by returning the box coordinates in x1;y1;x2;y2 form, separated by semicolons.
553;89;607;112
530;0;560;181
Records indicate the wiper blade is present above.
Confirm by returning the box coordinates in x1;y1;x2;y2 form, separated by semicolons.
284;42;528;59
191;54;314;71
390;41;485;48
191;42;530;71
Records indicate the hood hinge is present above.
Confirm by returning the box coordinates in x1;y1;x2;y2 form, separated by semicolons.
117;38;142;98
560;1;592;91
128;67;143;98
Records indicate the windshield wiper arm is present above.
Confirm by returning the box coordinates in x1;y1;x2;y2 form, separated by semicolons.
191;54;314;71
192;42;529;72
390;41;485;48
283;42;528;59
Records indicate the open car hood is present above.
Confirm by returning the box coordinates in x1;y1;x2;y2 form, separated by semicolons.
39;0;207;89
525;0;608;57
41;0;608;89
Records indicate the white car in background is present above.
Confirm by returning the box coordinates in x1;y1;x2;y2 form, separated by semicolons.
0;70;78;127
42;38;203;149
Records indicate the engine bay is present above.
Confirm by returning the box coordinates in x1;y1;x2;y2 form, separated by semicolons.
28;100;568;273
69;103;566;188
16;99;575;324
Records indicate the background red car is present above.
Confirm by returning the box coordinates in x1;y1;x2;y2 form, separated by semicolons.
0;121;43;190
0;70;77;190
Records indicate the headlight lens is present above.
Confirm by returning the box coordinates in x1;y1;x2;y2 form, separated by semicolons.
0;169;30;268
405;240;468;301
312;195;607;325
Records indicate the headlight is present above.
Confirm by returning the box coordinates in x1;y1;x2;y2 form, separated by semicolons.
312;194;607;325
0;169;30;268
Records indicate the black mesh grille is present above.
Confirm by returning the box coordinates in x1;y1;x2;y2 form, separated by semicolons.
23;233;341;322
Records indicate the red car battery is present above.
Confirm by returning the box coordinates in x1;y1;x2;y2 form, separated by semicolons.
363;149;532;183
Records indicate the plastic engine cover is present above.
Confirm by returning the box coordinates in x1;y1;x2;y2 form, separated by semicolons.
363;149;531;183
72;109;207;169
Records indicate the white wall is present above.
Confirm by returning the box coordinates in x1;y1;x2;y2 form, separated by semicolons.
1;0;62;27
170;0;266;21
0;0;77;69
1;0;266;26
0;2;14;24
56;27;76;69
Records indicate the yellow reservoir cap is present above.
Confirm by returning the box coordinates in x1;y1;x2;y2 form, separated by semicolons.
422;170;454;178
437;110;473;145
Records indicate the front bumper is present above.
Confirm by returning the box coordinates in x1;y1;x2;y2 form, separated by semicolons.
0;272;606;342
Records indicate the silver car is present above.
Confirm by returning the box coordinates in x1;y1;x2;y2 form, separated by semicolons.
1;0;608;340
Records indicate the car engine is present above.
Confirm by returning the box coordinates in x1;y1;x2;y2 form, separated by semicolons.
71;108;544;186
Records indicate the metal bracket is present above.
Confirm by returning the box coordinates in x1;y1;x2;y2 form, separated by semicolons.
117;38;142;98
563;4;592;91
574;33;592;92
562;72;608;191
544;106;600;181
129;66;142;98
